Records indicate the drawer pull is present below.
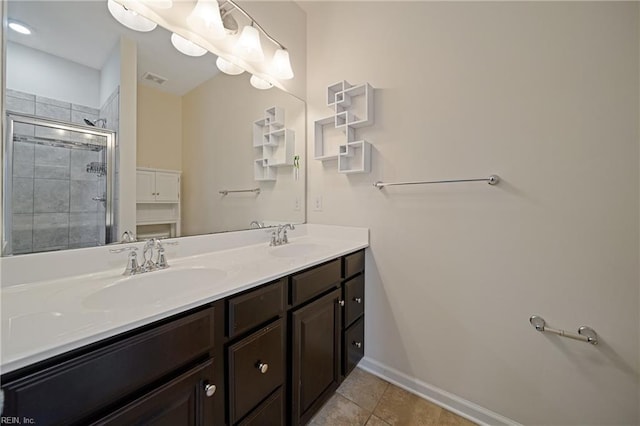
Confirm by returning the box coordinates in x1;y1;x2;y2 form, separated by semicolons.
353;297;362;304
257;362;269;374
204;383;216;397
338;300;345;307
353;341;362;348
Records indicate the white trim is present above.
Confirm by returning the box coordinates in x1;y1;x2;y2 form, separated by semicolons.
358;357;521;426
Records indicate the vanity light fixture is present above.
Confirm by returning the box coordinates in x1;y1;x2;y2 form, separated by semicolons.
216;57;244;75
8;20;32;35
171;33;207;57
270;49;294;80
107;0;157;32
186;0;226;40
141;0;172;9
233;25;264;62
250;75;273;90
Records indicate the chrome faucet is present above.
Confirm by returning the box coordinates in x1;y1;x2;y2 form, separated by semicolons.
111;239;177;276
269;224;295;246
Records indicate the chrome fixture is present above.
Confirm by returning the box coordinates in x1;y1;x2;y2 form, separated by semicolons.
109;246;140;276
110;239;178;275
219;187;261;196
529;315;598;345
83;118;107;128
269;224;295;246
250;220;264;229
373;175;500;189
120;230;136;243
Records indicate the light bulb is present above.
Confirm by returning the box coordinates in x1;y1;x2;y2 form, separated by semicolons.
8;20;31;35
171;33;207;57
216;57;244;75
107;0;157;32
250;75;273;90
234;26;264;62
270;49;294;80
187;0;225;40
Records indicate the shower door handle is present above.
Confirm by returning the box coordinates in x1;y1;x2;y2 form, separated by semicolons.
92;196;106;202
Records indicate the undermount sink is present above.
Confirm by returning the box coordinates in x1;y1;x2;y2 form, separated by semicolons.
268;243;322;258
83;267;227;310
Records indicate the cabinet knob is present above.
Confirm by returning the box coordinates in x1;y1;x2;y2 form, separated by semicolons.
353;297;362;304
257;362;269;374
353;341;362;349
338;300;345;307
204;383;216;397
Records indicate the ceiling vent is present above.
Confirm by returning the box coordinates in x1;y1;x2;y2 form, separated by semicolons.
142;71;168;85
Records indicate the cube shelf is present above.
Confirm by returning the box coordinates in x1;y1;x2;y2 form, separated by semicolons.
253;106;296;181
314;81;375;174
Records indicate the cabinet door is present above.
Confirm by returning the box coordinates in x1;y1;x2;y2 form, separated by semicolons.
93;359;216;426
154;172;180;202
136;170;156;202
291;288;341;425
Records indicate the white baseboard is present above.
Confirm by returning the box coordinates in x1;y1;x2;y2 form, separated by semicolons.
357;357;521;426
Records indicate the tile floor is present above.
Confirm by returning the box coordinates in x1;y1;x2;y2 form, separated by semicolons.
308;368;477;426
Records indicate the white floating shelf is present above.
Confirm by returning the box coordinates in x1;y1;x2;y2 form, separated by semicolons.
338;141;371;174
253;106;295;181
314;81;375;173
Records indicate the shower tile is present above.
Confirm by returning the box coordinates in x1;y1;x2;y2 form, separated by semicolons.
35;164;70;180
6;96;35;115
71;150;100;181
69;212;101;245
35;102;71;122
12;214;33;254
13;142;35;178
35;144;71;166
34;126;72;142
35;96;71;109
6;89;35;101
12;178;34;214
13;123;36;137
33;213;69;251
70;180;101;212
72;104;100;115
34;179;70;213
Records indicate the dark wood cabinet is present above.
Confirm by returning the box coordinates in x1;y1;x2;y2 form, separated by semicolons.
291;288;342;426
2;249;366;426
1;304;222;426
92;359;215;426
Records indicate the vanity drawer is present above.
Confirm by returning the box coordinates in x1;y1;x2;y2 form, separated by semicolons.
228;318;285;424
343;250;365;279
237;387;284;426
343;317;365;376
344;274;365;328
290;259;341;306
2;307;215;425
227;279;285;338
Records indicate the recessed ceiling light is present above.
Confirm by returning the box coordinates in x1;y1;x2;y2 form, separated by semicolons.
8;20;32;35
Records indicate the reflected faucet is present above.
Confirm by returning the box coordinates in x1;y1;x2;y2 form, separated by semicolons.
250;220;264;229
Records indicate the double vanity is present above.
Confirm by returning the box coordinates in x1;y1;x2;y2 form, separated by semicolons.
0;224;368;425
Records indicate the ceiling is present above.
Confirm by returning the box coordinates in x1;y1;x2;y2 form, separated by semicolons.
7;0;220;96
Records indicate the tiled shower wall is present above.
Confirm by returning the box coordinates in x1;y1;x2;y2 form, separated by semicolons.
6;89;117;254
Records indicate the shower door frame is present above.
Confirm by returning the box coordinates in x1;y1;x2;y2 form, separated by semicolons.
3;113;117;255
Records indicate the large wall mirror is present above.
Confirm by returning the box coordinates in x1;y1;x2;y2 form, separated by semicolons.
2;0;306;256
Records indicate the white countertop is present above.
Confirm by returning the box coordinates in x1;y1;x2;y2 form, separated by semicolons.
0;224;369;374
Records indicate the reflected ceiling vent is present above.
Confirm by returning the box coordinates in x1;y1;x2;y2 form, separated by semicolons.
142;71;168;85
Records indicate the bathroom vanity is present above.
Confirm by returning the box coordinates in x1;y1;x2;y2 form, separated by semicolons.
0;225;367;426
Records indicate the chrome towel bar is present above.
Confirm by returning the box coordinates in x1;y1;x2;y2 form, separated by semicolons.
529;315;598;345
373;175;500;189
219;188;261;196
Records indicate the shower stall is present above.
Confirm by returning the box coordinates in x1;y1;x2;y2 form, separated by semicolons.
3;113;117;255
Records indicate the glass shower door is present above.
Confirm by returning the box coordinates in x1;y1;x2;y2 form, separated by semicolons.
3;114;116;255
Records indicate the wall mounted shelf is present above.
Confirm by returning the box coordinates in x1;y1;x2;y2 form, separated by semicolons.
253;106;295;181
314;80;374;174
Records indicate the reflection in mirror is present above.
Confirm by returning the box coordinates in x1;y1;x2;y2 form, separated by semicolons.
2;1;305;256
